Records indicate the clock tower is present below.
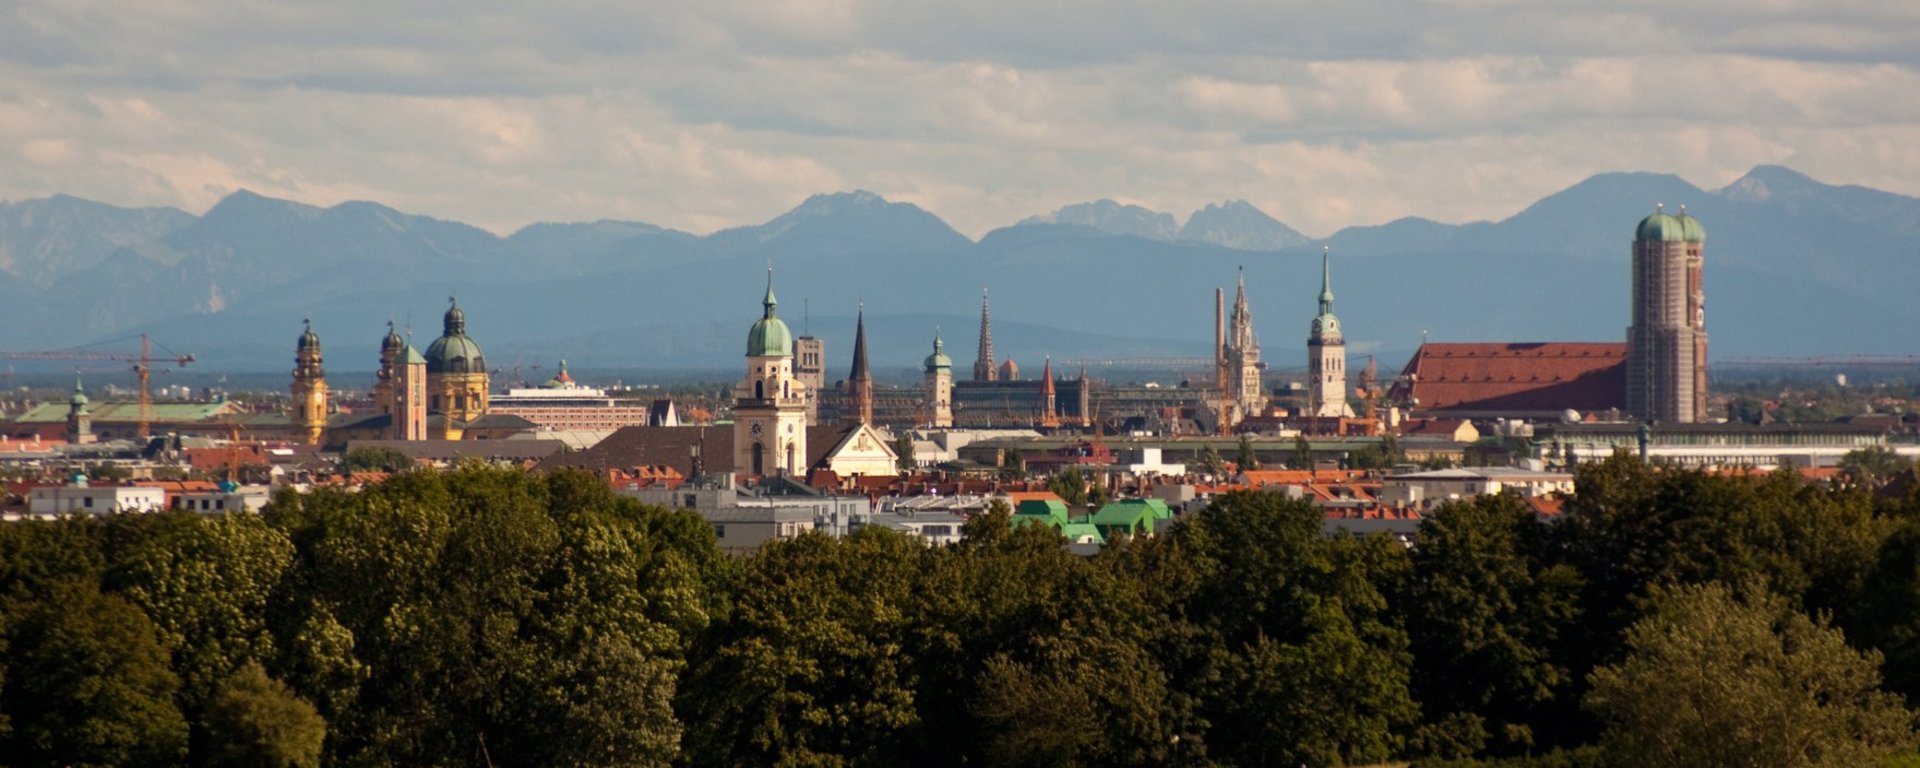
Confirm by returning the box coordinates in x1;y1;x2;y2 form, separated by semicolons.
734;268;811;477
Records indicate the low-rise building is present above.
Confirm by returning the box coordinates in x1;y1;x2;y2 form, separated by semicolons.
1377;467;1575;510
27;483;167;516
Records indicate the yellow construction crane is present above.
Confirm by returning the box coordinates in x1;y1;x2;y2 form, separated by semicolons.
0;334;197;438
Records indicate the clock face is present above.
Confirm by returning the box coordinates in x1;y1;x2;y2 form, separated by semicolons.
750;422;763;436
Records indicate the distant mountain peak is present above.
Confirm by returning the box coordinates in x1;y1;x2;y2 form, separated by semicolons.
792;189;891;216
1179;200;1311;251
1019;199;1178;240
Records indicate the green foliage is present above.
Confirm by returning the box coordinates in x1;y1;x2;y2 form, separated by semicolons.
5;454;1920;766
86;461;131;481
1235;433;1260;471
1290;433;1314;469
893;431;916;473
203;661;325;768
1199;444;1228;477
1407;495;1582;755
1841;445;1913;490
2;581;188;767
339;445;413;473
1046;465;1089;508
1586;583;1916;767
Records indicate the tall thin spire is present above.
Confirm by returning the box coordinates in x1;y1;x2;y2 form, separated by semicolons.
850;304;871;381
974;288;996;382
849;304;873;425
762;262;778;319
1319;243;1335;316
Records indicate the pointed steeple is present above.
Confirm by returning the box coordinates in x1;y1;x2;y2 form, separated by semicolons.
1318;244;1335;316
1041;356;1055;395
848;303;873;425
849;304;871;382
70;373;88;410
762;263;778;319
1040;356;1059;428
974;288;996;382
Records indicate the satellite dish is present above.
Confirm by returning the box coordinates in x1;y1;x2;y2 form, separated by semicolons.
1562;409;1581;423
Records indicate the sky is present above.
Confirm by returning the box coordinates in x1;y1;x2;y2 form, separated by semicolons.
2;0;1917;238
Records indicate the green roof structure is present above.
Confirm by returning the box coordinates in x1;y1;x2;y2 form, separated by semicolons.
746;268;794;357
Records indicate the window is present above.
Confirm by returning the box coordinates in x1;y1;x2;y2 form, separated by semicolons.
713;524;726;538
83;497;94;508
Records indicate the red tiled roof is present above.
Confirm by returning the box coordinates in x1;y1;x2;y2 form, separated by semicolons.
1393;342;1627;413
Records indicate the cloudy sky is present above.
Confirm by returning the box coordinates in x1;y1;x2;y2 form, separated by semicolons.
3;0;1917;237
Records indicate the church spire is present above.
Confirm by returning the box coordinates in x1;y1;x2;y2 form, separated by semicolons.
974;288;997;382
1318;244;1335;316
762;263;778;319
849;304;873;425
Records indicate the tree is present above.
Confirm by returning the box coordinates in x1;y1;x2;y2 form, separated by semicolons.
203;661;326;768
894;431;916;473
2;581;188;767
1046;466;1088;508
1406;495;1582;754
1840;445;1911;490
1198;444;1227;478
1236;434;1261;471
1586;583;1916;767
340;446;413;474
1001;447;1026;479
1290;433;1314;470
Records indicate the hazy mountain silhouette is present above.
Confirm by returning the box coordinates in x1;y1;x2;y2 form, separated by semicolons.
3;166;1917;376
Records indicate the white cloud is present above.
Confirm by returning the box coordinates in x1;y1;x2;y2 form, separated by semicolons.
0;1;1915;240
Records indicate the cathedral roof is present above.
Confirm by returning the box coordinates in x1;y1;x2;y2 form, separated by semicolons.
1636;205;1703;243
1391;342;1628;415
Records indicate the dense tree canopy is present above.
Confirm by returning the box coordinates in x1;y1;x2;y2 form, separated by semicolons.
0;455;1916;766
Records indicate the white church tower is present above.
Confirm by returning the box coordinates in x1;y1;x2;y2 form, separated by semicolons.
1307;245;1354;418
734;268;811;477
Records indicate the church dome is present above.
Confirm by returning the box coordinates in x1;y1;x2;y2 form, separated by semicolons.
1635;209;1687;242
69;376;88;408
924;335;952;371
297;321;321;352
746;278;793;357
999;358;1020;380
382;323;404;353
1674;211;1706;242
425;298;487;374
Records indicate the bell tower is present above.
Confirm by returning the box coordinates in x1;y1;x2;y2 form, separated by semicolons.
1307;246;1354;418
924;331;953;428
734;267;811;477
290;320;329;445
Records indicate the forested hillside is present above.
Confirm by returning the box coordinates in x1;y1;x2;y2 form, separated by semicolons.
2;460;1919;766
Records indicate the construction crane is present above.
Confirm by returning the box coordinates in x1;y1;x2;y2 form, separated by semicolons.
0;334;196;439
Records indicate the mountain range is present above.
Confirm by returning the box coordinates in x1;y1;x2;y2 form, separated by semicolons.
1;165;1916;380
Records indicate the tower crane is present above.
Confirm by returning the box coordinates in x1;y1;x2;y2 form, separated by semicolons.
0;334;196;438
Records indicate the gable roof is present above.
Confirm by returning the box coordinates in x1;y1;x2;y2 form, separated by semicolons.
1392;342;1626;414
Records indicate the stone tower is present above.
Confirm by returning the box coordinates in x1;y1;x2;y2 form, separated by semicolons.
374;322;403;415
290;320;329;445
847;305;873;425
794;335;825;425
1627;205;1707;423
392;343;428;441
924;331;953;428
66;374;93;445
973;289;997;382
734;268;810;477
1307;246;1354;418
1040;356;1060;428
1224;270;1267;421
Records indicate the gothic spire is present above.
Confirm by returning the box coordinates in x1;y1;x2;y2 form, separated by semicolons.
850;304;871;382
974;288;996;381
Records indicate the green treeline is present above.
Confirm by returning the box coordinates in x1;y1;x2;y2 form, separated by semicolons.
3;456;1920;766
